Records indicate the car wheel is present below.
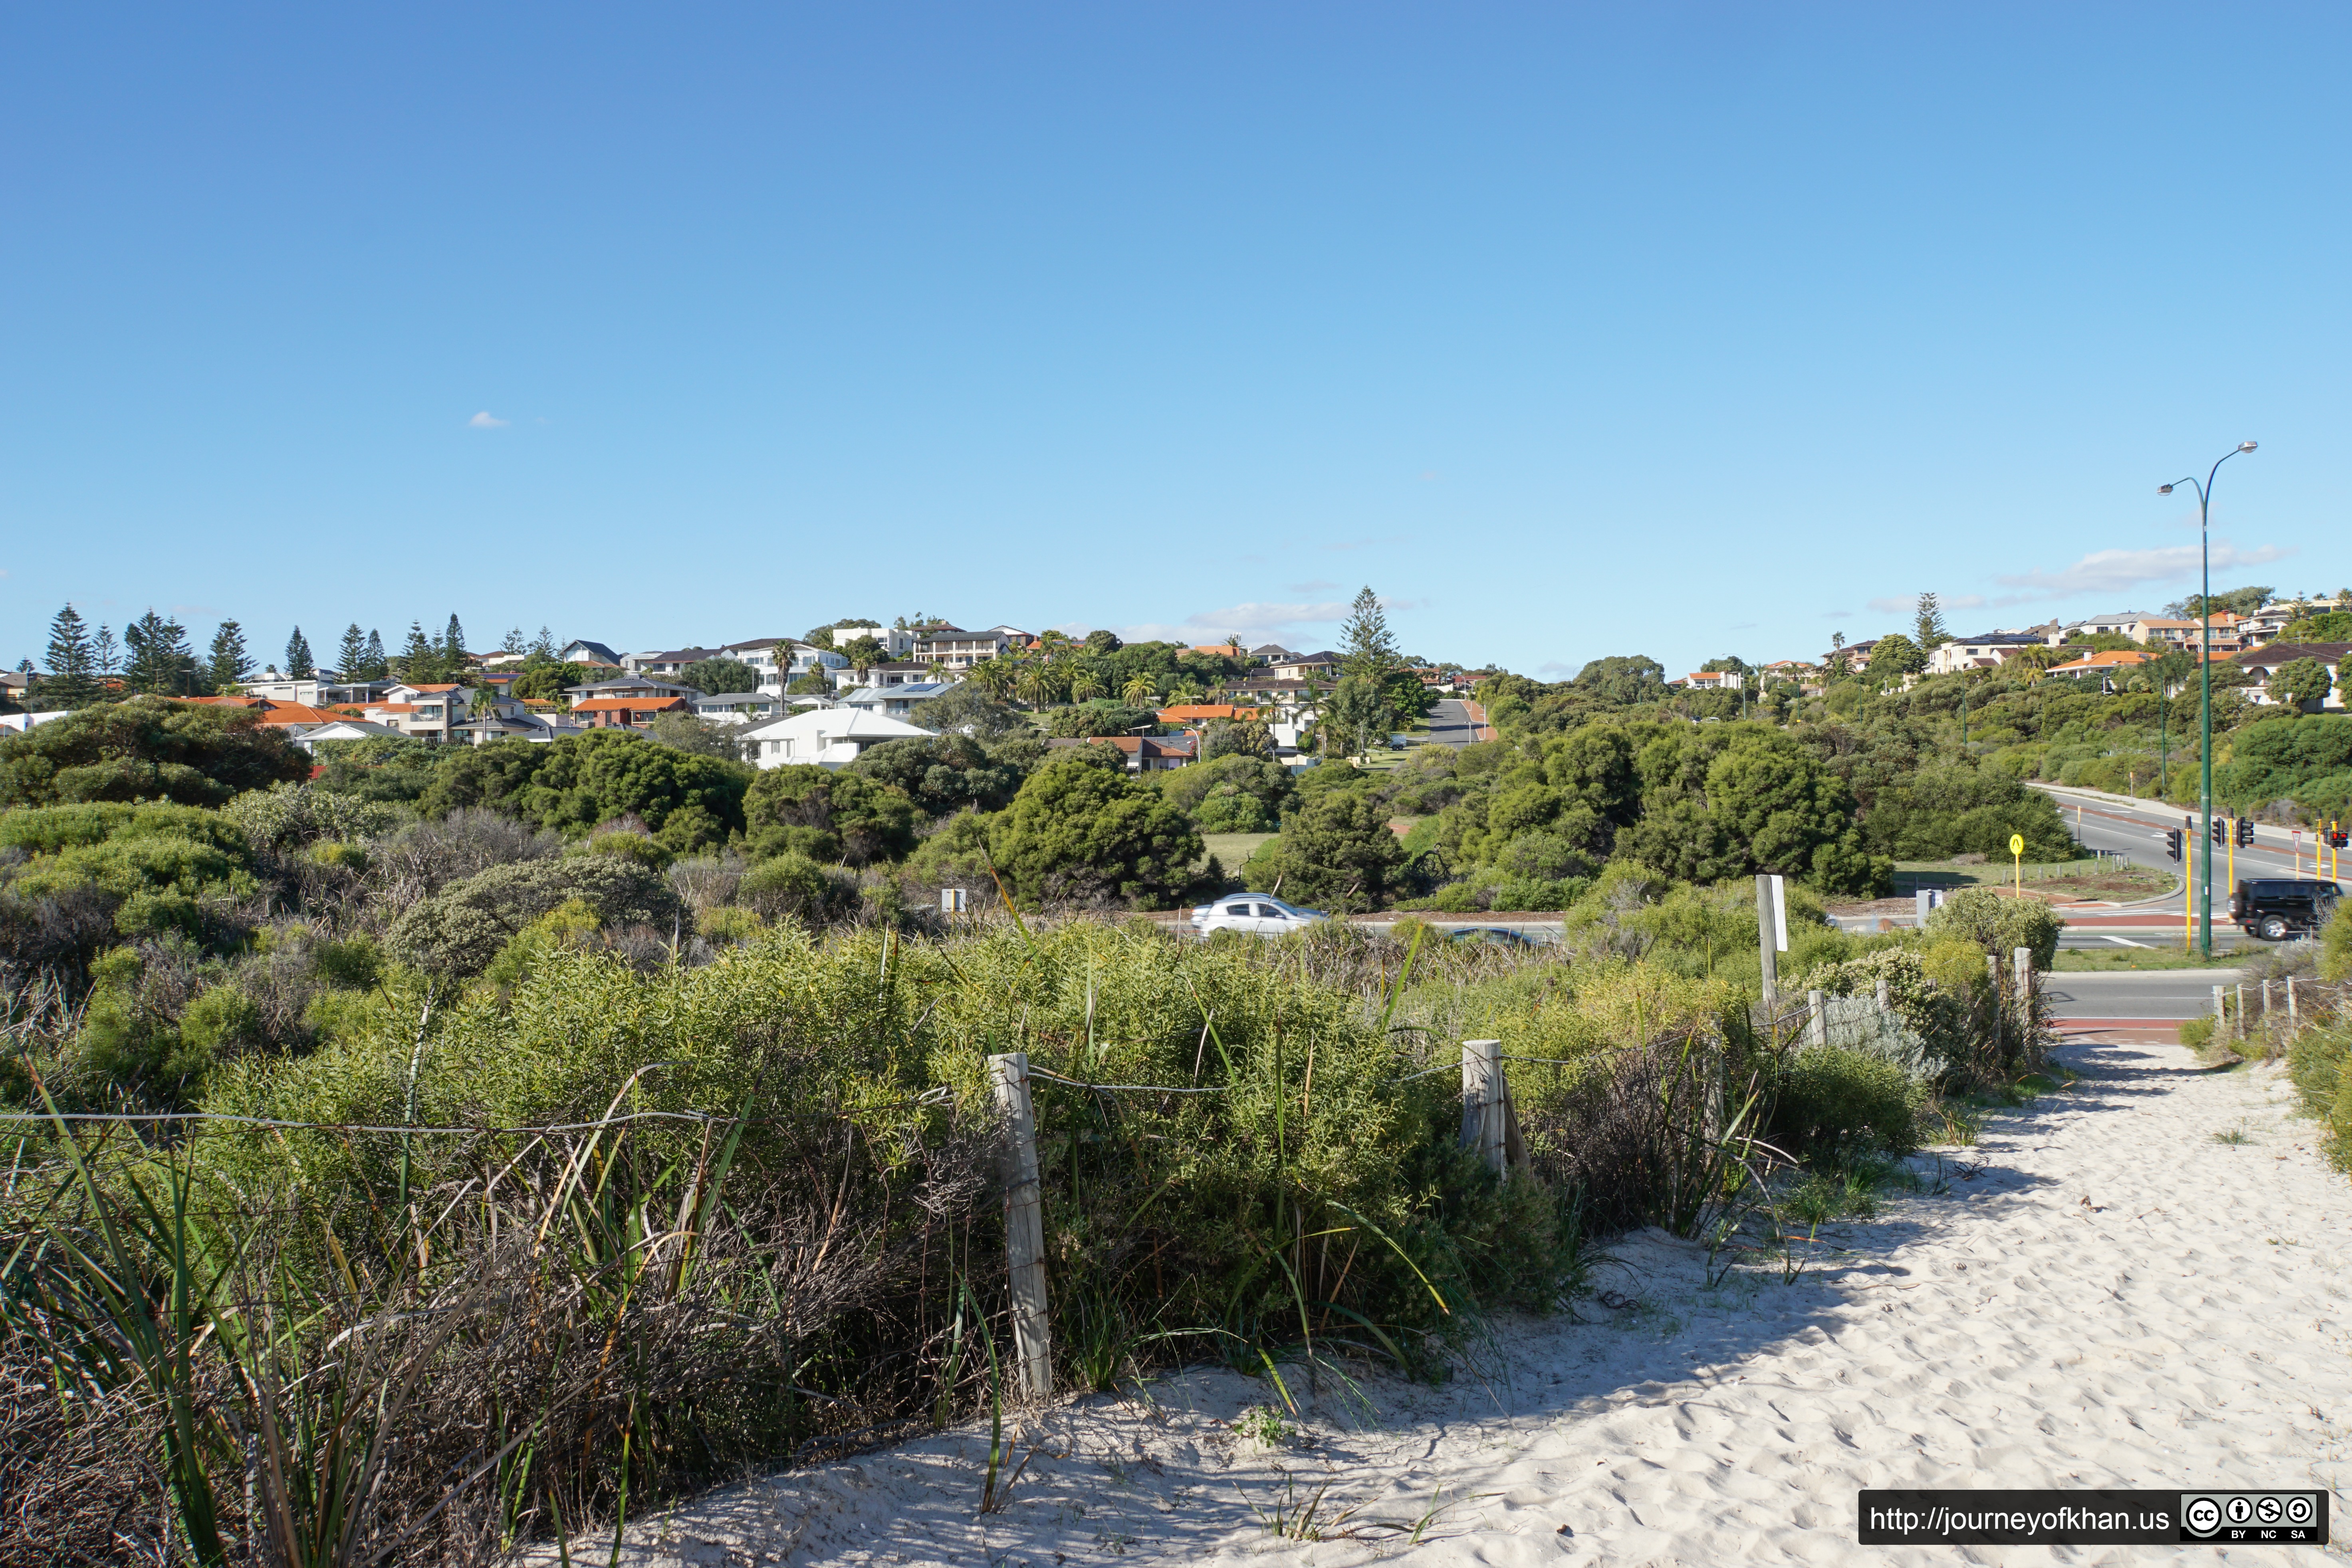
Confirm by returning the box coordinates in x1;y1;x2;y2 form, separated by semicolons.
2260;916;2289;941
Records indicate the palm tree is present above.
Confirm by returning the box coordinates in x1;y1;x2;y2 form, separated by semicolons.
972;655;1018;700
1167;680;1205;706
1017;661;1053;709
1121;674;1158;707
1069;666;1105;703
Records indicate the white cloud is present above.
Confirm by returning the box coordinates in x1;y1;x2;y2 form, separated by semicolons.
468;410;510;429
1536;660;1574;676
1184;601;1351;633
1991;541;2293;601
1822;610;1853;620
1285;579;1340;593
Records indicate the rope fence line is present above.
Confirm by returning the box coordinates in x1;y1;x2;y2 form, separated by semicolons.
0;1090;957;1138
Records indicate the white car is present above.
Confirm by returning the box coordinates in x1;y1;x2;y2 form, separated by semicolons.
1191;894;1331;936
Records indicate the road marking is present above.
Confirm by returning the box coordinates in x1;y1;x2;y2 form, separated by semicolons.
2101;935;2153;949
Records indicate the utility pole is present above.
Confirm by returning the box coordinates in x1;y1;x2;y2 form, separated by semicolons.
2158;442;2257;958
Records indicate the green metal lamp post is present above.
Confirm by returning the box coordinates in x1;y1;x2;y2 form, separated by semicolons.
2158;440;2258;957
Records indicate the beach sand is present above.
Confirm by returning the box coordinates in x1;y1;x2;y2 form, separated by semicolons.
531;1030;2352;1566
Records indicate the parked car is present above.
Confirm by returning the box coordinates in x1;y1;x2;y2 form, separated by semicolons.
1191;895;1331;936
2231;878;2344;940
1444;926;1538;947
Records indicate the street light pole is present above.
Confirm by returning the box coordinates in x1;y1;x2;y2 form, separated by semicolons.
2158;441;2257;957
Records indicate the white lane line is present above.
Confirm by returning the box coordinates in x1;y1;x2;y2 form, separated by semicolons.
2102;934;2154;949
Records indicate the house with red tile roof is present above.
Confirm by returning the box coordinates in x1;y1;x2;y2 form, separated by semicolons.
572;695;689;729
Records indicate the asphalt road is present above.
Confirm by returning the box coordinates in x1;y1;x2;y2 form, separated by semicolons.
2041;967;2243;1021
2035;782;2345;911
1425;698;1487;747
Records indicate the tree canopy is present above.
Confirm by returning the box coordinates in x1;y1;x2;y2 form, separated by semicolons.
986;747;1201;908
0;697;309;809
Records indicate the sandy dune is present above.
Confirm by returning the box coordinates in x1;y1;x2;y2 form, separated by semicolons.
536;1031;2352;1567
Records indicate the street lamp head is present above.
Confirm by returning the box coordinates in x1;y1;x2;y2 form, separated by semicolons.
2158;484;2174;495
2238;440;2258;452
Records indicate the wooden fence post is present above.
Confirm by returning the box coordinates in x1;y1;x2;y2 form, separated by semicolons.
987;1051;1053;1398
2013;947;2033;1006
2212;985;2227;1041
2288;977;2300;1027
1807;989;1828;1049
1874;976;1892;1014
2236;983;2246;1044
1460;1039;1519;1176
1755;875;1780;1009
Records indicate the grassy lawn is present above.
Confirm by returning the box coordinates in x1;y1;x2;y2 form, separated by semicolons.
2051;945;2251;971
1200;832;1274;875
1893;857;2172;901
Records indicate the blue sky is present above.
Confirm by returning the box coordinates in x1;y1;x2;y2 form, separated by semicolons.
3;3;2345;679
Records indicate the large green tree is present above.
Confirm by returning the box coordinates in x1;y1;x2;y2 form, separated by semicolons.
1913;593;1949;650
845;734;1027;817
1338;585;1430;724
207;622;254;691
987;747;1201;907
1866;632;1926;683
122;611;200;696
42;604;98;709
2271;658;2335;712
744;764;917;864
1246;790;1403;910
0;695;310;808
676;657;762;696
335;623;368;681
514;729;752;850
283;627;315;680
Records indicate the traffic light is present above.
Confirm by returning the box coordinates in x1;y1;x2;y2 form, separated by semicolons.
2210;818;2226;845
2331;825;2349;849
2235;819;2255;848
2165;828;2183;862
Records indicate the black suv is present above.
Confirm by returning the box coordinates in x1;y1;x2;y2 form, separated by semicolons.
2231;878;2345;940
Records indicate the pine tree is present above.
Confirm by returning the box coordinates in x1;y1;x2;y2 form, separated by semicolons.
92;625;121;684
397;621;437;682
1339;586;1399;680
444;615;466;661
363;629;388;681
501;626;526;654
336;624;367;681
530;626;557;660
285;626;316;680
43;604;96;708
1913;593;1949;650
123;609;198;695
208;621;254;691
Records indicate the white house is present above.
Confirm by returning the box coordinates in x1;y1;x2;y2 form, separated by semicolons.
286;718;403;752
691;691;783;724
560;640;623;666
738;707;936;769
840;681;959;720
2045;613;2156;647
1927;632;2045;674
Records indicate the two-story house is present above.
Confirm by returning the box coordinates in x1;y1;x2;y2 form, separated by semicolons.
912;625;1010;670
1926;632;2047;674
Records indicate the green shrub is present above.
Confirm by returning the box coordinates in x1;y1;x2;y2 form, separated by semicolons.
1769;1046;1921;1165
736;852;859;924
2321;904;2352;983
384;857;680;978
1925;885;2062;969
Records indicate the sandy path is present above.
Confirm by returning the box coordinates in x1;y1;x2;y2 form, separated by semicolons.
537;1033;2352;1567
